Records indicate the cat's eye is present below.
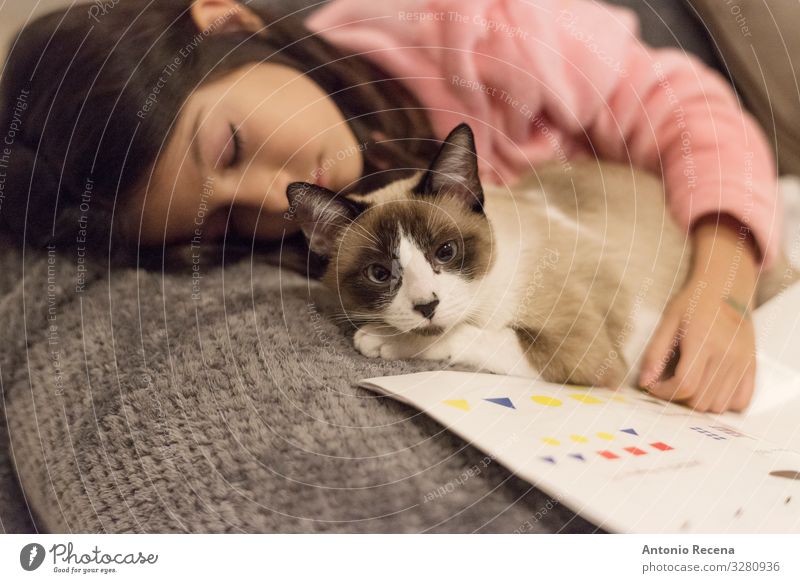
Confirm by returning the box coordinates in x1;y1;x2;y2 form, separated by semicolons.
365;263;391;284
434;240;458;264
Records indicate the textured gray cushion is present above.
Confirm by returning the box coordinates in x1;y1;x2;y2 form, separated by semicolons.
1;247;597;533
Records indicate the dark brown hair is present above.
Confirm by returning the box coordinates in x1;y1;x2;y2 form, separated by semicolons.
0;0;438;271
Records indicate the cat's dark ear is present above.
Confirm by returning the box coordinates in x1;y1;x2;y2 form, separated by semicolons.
286;182;364;256
413;122;484;213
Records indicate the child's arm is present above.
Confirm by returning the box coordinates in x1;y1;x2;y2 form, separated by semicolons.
556;4;776;412
640;213;758;413
570;8;776;412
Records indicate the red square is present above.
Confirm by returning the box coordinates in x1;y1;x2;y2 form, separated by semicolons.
598;450;619;459
650;441;674;451
624;447;647;456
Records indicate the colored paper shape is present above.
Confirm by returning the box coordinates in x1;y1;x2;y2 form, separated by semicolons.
531;395;562;407
596;432;615;440
650;441;674;451
569;453;586;462
598;450;619;459
690;426;726;440
569;393;604;404
541;456;556;464
484;397;515;409
442;399;470;412
542;438;561;446
570;434;589;443
710;425;744;438
624;447;647;456
621;428;639;436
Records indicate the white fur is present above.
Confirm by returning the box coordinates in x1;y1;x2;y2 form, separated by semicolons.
465;191;542;330
382;230;478;333
354;322;539;377
358;193;545;378
622;306;663;384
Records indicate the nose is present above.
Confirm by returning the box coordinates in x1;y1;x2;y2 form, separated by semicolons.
413;299;439;320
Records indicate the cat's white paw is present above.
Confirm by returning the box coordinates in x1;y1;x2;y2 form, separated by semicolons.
353;324;388;358
354;324;411;360
354;325;435;361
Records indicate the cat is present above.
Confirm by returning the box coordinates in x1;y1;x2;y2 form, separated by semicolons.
285;122;793;388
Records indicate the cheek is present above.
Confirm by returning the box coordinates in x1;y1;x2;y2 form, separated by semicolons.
201;208;230;240
262;186;291;215
231;206;292;239
338;278;393;316
382;291;415;329
434;272;474;308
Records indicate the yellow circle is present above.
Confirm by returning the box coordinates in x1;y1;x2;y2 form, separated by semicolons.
596;432;615;440
542;437;560;446
570;434;589;443
531;395;563;407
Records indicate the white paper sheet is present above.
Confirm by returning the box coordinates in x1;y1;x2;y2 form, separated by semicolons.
714;281;800;451
358;284;800;533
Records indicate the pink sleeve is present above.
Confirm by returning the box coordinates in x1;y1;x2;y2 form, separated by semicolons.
306;0;782;268
579;20;781;268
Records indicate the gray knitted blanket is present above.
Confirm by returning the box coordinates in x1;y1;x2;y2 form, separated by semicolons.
0;245;596;533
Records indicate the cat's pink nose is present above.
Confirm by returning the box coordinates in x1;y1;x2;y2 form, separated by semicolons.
413;299;439;319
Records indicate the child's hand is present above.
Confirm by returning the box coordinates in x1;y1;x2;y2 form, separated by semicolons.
639;274;755;413
638;213;759;414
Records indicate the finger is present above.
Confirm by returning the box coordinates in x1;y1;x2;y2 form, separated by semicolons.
649;341;705;402
684;357;719;412
639;309;682;387
698;353;731;412
729;360;756;412
708;364;743;414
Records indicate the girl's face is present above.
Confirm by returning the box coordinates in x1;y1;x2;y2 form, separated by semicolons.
123;62;363;246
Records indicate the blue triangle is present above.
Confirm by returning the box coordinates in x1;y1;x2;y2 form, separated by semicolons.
621;428;638;436
568;453;586;462
484;397;515;409
540;456;556;464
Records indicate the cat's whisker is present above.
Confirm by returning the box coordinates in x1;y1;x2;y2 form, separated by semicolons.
325;310;380;320
329;312;386;321
346;244;384;254
344;218;381;246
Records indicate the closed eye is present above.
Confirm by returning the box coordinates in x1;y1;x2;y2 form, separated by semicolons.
225;123;243;169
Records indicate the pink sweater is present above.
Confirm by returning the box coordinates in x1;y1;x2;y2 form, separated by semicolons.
306;0;782;268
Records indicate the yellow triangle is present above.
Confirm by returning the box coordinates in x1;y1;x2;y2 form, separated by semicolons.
443;399;470;411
